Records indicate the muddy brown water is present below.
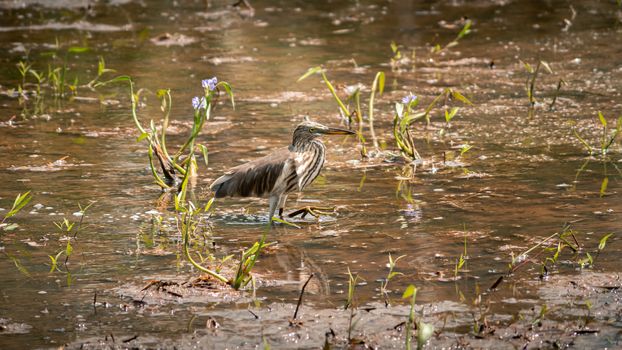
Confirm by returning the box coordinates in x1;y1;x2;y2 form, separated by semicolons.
1;0;621;349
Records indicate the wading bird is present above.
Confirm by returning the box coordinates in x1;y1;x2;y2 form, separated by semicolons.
210;120;355;222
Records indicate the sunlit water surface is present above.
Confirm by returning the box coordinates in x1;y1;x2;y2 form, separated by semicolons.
1;0;621;348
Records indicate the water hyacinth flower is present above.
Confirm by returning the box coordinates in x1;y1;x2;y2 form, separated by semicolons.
192;96;207;110
401;93;417;105
202;77;218;91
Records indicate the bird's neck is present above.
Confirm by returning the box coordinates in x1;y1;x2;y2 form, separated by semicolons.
291;138;325;153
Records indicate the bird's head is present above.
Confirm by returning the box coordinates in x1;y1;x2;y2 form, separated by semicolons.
292;120;355;148
294;120;355;137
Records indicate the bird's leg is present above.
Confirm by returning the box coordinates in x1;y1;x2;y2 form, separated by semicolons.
277;195;288;220
268;196;279;224
287;206;335;219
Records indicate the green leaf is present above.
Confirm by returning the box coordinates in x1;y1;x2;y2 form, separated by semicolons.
600;177;608;197
297;66;323;82
598;111;607;127
65;241;73;257
445;107;459;123
5;191;32;219
598;233;614;251
68;46;89;53
204;197;215;212
402;284;417;299
377;72;385;95
217;82;235;109
198;144;209;167
12;258;31;277
136;132;149;142
520;60;533;73
451;90;473;105
390;41;398;53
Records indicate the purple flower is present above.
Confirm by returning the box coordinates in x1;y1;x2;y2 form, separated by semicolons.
202;77;218;91
192;96;207;110
401;93;417;104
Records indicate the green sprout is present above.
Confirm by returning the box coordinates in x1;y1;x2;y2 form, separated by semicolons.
1;191;32;232
432;19;472;53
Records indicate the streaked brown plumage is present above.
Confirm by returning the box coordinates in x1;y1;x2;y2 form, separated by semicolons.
210;120;354;221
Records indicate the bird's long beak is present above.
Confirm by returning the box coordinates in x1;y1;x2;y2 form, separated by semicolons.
324;127;356;135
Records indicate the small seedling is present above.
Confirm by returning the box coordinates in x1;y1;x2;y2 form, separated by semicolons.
0;191;32;232
380;253;405;300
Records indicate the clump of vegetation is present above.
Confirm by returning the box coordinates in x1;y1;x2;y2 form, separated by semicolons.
97;76;234;191
10;41;116;118
572;111;622;196
393;88;472;163
48;202;94;286
298;66;384;157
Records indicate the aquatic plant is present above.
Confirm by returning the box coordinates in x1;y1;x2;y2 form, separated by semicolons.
402;284;434;350
175;177;267;290
97;76;234;191
519;60;554;108
393;88;472;162
380;253;405;302
344;266;362;310
572;111;622;196
454;233;468;279
298;66;384;156
431;19;472;54
0;191;32;232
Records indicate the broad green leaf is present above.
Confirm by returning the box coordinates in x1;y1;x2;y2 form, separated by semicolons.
136;132;149;142
297;66;323;82
598;233;614;251
402;284;416;299
377;71;385;95
598;111;607;127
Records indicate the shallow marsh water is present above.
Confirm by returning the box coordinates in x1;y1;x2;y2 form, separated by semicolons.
1;0;622;348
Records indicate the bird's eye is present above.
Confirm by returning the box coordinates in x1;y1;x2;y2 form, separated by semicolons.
309;128;316;133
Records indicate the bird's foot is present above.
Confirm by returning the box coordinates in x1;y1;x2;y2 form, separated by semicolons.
287;206;335;219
